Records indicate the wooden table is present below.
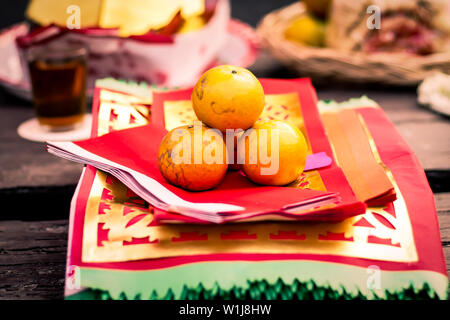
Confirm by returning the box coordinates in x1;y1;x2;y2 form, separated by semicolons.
0;53;449;299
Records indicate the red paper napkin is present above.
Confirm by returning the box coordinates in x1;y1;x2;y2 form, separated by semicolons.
47;122;359;223
48;78;366;223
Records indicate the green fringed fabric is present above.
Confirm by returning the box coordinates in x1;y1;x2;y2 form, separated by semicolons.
67;279;444;300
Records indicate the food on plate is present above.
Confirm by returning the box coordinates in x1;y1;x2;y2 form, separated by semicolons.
191;65;265;131
285;14;326;47
327;0;450;55
238;120;308;186
158;123;228;191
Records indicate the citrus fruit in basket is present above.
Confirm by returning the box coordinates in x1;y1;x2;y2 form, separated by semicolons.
285;14;326;47
237;120;308;186
192;65;265;132
158;123;228;191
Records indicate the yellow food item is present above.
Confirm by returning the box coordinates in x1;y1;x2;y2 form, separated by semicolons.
26;0;205;36
158;123;228;191
284;15;326;47
100;0;204;36
192;65;265;132
238;120;308;186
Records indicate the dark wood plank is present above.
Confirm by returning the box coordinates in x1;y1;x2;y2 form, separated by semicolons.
436;193;450;245
436;193;449;280
436;192;450;212
0;103;83;190
393;121;450;171
0;220;67;300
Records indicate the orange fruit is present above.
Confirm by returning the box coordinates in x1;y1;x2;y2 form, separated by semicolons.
158;123;228;191
237;120;308;186
191;65;265;132
285;15;326;47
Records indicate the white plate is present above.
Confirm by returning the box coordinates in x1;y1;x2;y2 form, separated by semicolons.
17;114;92;142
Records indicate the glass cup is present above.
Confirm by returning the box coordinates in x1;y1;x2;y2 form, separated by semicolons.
27;43;88;131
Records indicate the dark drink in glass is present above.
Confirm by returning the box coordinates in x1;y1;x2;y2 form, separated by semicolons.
27;44;87;130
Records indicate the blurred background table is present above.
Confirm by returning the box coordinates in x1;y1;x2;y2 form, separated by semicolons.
0;0;449;299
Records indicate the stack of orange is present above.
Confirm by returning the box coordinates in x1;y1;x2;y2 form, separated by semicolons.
158;65;308;191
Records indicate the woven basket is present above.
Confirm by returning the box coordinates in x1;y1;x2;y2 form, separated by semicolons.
257;2;450;86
